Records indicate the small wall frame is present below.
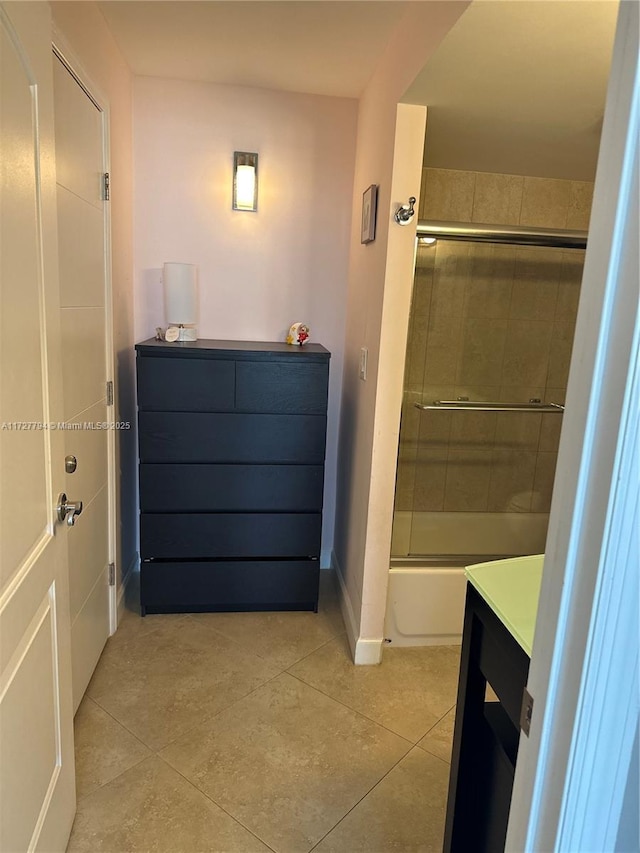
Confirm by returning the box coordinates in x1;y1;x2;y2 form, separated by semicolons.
361;184;378;244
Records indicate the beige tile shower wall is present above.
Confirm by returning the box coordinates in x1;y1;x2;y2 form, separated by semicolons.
396;169;592;521
419;168;594;230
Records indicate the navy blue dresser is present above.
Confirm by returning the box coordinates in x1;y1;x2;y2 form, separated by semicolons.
135;338;330;614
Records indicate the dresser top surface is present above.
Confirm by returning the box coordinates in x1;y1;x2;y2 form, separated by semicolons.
136;338;330;361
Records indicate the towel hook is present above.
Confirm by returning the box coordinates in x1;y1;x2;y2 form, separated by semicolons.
394;197;416;225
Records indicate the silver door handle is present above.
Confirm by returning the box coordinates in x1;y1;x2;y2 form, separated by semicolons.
57;493;83;527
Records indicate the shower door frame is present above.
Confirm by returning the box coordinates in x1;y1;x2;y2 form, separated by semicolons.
416;219;587;249
396;223;586;564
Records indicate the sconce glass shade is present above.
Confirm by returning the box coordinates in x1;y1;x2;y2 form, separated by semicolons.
233;152;258;211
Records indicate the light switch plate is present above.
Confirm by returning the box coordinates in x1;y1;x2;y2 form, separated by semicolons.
359;346;368;380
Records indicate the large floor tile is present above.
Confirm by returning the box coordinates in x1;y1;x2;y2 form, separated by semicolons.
185;570;344;670
312;747;449;853
73;696;151;800
418;706;456;764
288;635;460;742
186;611;342;673
106;570;187;652
87;618;280;750
188;571;345;670
67;755;271;852
105;606;188;653
161;672;411;853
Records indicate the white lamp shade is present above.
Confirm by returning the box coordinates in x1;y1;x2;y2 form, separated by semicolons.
163;262;197;325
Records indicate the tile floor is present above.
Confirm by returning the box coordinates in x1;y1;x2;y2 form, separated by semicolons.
67;572;460;853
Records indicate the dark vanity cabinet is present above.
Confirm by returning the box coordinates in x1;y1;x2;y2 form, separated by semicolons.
135;338;330;614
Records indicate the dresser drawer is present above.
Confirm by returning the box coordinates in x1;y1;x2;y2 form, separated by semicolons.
138;412;327;463
140;464;324;512
137;356;235;412
236;361;329;414
140;513;322;559
140;560;320;613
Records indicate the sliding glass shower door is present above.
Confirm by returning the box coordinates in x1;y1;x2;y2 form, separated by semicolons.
393;237;585;559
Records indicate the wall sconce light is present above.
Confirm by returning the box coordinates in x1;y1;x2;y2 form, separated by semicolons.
233;152;258;212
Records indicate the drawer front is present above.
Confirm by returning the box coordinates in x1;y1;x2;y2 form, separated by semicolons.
140;464;324;512
137;356;235;412
236;361;329;414
140;513;322;559
140;560;320;612
138;412;327;463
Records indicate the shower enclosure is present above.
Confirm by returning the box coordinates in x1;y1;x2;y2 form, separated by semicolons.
386;220;586;644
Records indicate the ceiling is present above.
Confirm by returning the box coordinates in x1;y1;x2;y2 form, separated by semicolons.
97;0;618;181
97;1;408;99
403;1;618;180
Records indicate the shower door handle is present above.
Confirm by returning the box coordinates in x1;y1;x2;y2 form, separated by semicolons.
414;400;565;413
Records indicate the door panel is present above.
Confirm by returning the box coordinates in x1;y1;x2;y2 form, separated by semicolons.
0;18;48;580
1;595;60;853
0;3;76;849
64;401;109;501
60;306;106;420
70;564;110;711
57;186;104;307
52;57;102;208
53;53;111;711
68;486;109;620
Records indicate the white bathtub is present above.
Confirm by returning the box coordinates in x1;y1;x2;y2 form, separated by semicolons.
385;511;548;647
384;564;467;646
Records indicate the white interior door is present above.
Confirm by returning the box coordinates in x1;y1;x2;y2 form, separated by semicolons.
52;53;111;712
0;3;76;850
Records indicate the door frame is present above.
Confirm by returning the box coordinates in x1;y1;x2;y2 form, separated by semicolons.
506;2;639;849
50;29;118;634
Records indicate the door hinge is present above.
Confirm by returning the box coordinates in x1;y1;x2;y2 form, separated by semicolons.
520;687;534;737
103;172;110;201
106;380;114;406
108;562;115;586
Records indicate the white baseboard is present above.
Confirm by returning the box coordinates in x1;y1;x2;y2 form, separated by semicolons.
332;550;383;666
332;550;359;657
353;638;384;665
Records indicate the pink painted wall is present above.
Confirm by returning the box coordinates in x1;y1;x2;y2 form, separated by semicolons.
334;1;471;657
133;77;358;560
51;1;137;590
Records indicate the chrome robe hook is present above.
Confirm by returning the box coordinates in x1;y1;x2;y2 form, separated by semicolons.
394;197;416;225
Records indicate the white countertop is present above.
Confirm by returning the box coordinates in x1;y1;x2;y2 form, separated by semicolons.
465;554;545;656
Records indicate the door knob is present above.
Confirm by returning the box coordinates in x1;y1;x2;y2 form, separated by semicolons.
57;493;83;527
